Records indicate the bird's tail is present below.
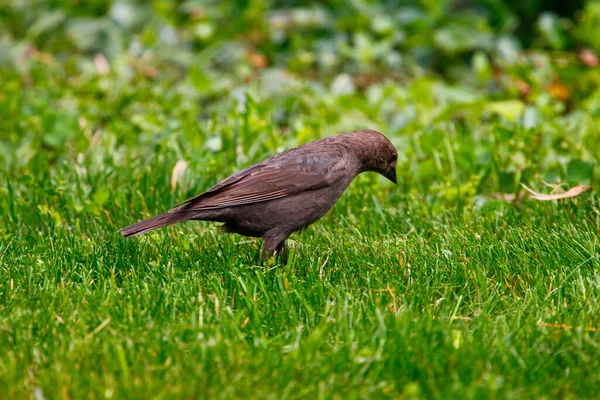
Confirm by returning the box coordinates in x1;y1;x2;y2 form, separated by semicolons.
119;211;193;238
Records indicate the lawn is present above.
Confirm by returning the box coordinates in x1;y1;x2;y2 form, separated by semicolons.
2;1;600;399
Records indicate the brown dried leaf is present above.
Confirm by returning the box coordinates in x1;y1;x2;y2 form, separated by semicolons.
171;160;189;191
547;81;570;101
187;8;206;20
520;183;590;201
94;53;110;75
515;79;531;99
579;49;599;67
241;317;250;328
247;49;268;68
143;67;159;78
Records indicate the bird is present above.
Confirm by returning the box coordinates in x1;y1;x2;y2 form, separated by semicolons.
119;129;398;261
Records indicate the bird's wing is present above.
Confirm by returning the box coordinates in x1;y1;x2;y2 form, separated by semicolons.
172;151;343;211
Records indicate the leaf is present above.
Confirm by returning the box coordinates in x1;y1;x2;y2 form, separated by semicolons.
42;112;78;148
434;19;492;54
171;159;188;191
537;12;566;50
110;2;138;28
29;11;66;37
520;184;590;201
567;160;593;184
93;188;110;207
331;74;355;96
486;100;525;121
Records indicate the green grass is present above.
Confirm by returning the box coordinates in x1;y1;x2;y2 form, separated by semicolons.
1;152;600;398
3;1;600;398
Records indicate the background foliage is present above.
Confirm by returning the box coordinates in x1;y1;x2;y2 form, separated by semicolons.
1;0;600;398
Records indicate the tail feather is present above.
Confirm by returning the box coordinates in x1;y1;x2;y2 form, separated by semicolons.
119;211;192;238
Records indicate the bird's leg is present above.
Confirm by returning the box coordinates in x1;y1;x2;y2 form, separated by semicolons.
277;242;289;264
262;228;289;263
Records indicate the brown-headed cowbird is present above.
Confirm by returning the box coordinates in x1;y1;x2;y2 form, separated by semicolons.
119;129;397;260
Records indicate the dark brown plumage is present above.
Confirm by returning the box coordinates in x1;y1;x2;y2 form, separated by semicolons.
119;129;398;260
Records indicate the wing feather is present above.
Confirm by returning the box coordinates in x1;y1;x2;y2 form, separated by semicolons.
186;168;328;209
170;142;346;212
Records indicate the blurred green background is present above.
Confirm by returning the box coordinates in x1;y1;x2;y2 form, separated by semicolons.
2;1;600;399
1;0;600;193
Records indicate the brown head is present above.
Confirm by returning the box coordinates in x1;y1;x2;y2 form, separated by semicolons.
347;130;398;184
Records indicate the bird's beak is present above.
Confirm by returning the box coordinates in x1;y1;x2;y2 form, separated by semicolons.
385;167;397;184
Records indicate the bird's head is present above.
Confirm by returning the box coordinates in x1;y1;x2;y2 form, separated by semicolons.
351;130;398;184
